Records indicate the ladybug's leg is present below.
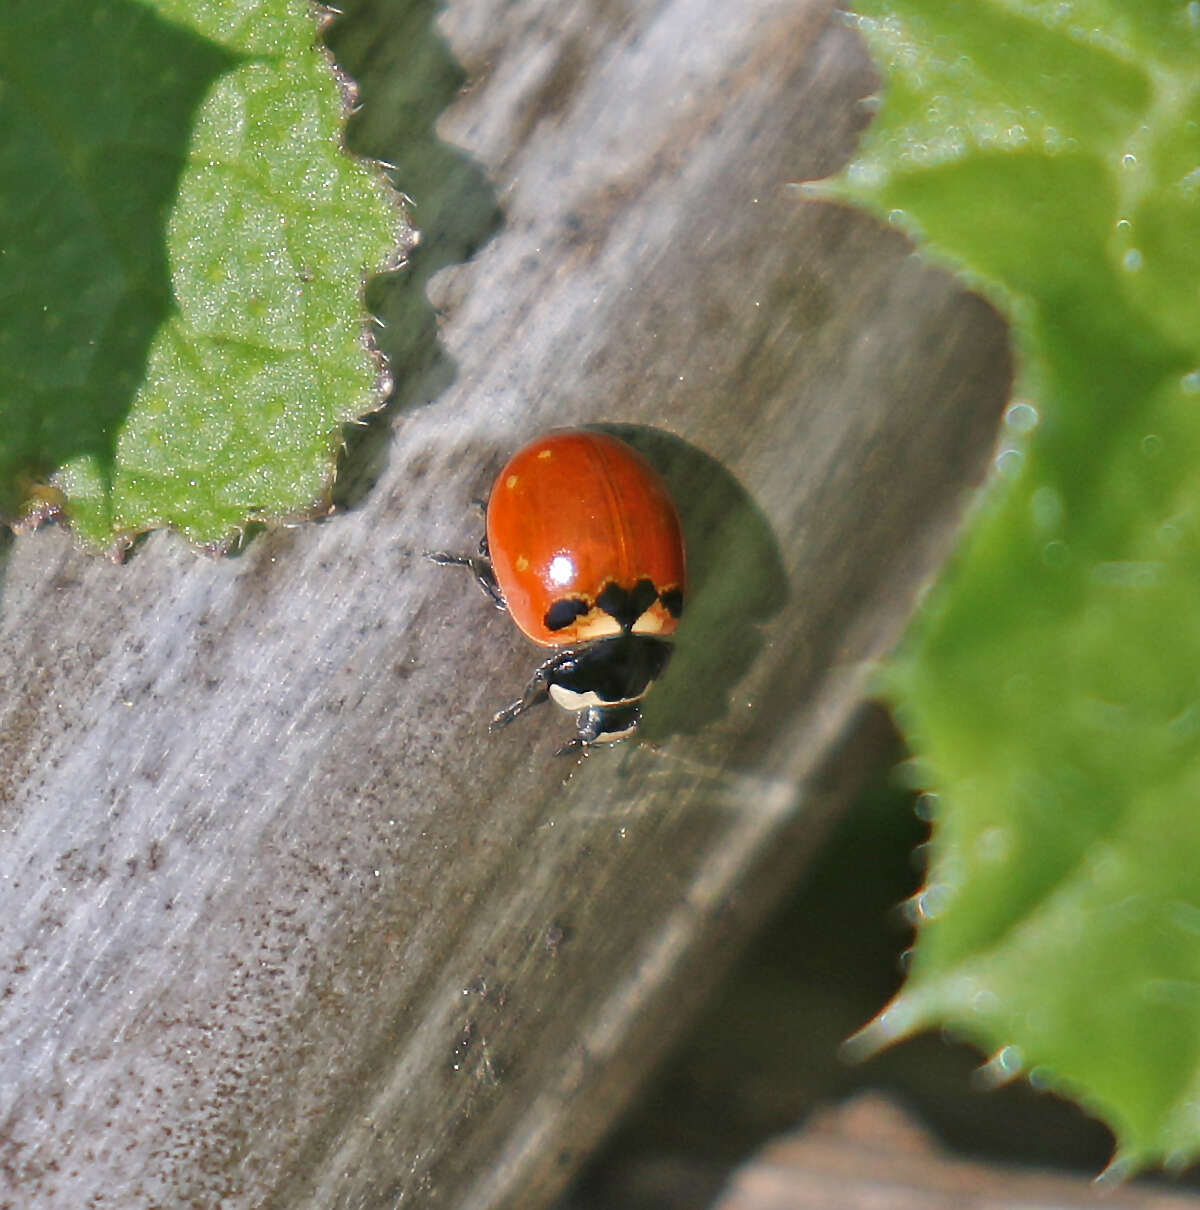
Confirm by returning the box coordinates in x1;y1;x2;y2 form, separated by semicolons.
552;704;644;756
553;708;601;756
424;550;506;610
426;498;502;607
489;648;580;732
558;702;643;755
490;686;548;731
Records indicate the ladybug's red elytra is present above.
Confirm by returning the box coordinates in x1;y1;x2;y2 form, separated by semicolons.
428;429;686;753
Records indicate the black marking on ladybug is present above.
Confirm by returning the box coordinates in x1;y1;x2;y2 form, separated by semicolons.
629;578;659;620
547;634;671;702
544;597;591;631
490;633;674;753
594;578;659;630
660;587;683;618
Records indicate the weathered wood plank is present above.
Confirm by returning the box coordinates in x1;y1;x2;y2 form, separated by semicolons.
713;1097;1200;1210
0;0;1010;1205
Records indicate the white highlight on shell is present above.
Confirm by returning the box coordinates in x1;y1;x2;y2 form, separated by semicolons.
548;555;575;586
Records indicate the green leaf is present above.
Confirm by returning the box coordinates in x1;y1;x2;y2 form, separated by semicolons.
836;0;1200;1173
0;0;401;551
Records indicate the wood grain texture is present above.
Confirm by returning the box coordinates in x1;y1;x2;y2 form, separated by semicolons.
0;1;1011;1206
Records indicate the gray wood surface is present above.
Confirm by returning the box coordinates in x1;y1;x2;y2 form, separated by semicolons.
0;0;1011;1206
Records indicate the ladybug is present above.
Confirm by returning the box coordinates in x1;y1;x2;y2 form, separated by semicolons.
428;429;686;753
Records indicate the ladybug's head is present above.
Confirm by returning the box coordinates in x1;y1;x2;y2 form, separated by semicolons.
543;633;673;751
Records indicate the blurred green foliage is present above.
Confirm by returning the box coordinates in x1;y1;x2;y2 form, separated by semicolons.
836;0;1200;1173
